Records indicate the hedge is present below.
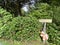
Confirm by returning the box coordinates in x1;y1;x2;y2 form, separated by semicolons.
0;7;42;41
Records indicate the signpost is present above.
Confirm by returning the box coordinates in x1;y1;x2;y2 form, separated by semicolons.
39;19;52;45
39;19;52;23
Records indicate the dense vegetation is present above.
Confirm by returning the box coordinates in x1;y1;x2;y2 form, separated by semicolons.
0;0;60;45
0;7;42;41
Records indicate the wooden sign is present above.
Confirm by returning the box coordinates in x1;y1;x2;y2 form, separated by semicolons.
39;19;52;45
39;19;52;23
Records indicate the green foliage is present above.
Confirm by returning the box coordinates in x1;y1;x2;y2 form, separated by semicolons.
28;3;53;19
0;1;60;45
53;6;60;26
47;6;60;45
50;0;60;6
0;7;13;38
47;23;60;45
0;7;41;41
3;16;41;41
0;7;13;17
10;16;41;41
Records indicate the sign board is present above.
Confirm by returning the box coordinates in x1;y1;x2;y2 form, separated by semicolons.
39;19;52;44
39;19;52;23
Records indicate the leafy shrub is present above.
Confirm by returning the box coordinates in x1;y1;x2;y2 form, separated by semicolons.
46;6;60;45
0;7;42;41
47;23;60;45
28;3;53;19
2;17;41;41
0;7;13;38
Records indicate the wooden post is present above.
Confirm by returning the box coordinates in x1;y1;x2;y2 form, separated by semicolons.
43;23;46;33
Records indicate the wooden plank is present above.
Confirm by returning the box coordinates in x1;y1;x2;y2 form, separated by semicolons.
39;19;52;23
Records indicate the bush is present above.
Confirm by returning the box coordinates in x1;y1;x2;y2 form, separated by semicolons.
0;7;42;41
2;17;41;41
0;7;13;38
28;3;53;19
47;23;60;45
46;6;60;45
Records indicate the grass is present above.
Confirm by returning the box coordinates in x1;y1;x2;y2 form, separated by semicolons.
0;38;43;45
0;38;51;45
